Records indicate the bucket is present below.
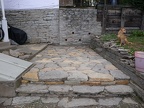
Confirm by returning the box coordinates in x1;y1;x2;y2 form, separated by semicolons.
135;51;144;72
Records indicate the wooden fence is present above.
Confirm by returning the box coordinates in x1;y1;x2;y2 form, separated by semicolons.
97;5;144;34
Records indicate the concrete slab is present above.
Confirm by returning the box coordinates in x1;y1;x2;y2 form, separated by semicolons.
0;53;33;81
0;53;33;97
0;53;32;68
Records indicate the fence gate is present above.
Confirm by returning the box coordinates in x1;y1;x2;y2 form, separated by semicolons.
97;5;143;34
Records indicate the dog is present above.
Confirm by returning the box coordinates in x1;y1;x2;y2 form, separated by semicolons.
117;27;132;46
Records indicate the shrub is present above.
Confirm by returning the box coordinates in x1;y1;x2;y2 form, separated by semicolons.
130;30;144;37
124;0;144;11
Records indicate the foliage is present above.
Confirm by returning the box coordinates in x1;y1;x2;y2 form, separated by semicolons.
126;30;144;54
130;30;144;37
123;0;144;11
101;30;144;55
101;33;117;41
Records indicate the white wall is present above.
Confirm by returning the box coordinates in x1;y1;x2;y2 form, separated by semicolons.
3;0;59;10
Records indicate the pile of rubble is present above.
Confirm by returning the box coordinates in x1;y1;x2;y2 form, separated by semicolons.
97;36;135;68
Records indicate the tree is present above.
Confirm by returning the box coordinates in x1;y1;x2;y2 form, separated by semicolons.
126;0;144;11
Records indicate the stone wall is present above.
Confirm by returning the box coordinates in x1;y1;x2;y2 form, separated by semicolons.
5;8;101;45
59;8;101;45
5;9;60;44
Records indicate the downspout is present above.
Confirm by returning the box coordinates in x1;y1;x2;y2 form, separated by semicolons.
0;0;9;42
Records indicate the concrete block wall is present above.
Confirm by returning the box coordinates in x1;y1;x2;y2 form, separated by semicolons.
59;8;101;45
5;8;101;45
5;9;60;44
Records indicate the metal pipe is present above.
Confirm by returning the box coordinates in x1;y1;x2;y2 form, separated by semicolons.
0;0;6;19
0;0;9;42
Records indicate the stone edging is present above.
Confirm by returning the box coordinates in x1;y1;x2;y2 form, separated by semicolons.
90;36;144;101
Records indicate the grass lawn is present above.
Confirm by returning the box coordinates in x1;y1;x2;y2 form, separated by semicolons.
101;30;144;55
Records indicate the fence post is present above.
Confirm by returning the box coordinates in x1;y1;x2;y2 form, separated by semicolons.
141;12;144;30
121;8;125;27
102;0;107;34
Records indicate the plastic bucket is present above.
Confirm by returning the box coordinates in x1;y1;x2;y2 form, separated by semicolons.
135;51;144;72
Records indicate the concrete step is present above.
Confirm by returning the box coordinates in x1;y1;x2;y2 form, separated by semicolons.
0;42;16;52
21;79;130;86
0;42;10;46
1;96;143;108
0;53;33;97
16;84;134;98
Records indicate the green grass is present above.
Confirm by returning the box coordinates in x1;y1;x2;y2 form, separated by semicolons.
101;30;144;55
101;33;117;41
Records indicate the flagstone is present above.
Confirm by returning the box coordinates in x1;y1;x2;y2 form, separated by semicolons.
105;64;118;70
88;72;114;82
39;70;68;81
67;71;88;81
22;71;38;82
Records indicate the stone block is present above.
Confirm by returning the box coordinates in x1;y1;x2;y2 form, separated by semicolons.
98;98;122;106
73;85;104;94
12;96;40;105
49;85;72;94
41;97;59;104
45;81;64;85
105;85;133;95
67;72;88;82
81;81;101;86
88;72;114;82
110;70;130;80
0;82;16;97
21;80;29;84
115;80;129;85
58;98;98;108
22;72;38;82
101;81;116;85
16;84;49;94
39;70;68;81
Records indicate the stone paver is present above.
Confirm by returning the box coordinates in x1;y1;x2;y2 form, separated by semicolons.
49;85;72;94
105;85;134;95
98;98;122;106
41;97;60;104
12;96;40;105
39;70;68;81
122;97;138;104
73;85;104;94
1;45;143;107
67;71;88;81
0;96;143;108
16;84;49;94
58;98;98;108
88;72;114;82
109;70;130;80
20;45;132;84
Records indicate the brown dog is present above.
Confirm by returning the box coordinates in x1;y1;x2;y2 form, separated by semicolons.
117;28;132;46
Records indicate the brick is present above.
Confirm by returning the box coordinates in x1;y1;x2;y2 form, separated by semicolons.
88;73;114;82
81;81;101;86
21;80;29;84
115;80;129;85
45;81;64;85
101;81;116;85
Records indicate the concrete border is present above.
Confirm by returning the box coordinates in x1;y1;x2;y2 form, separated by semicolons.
90;37;144;101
